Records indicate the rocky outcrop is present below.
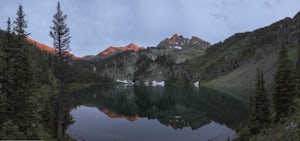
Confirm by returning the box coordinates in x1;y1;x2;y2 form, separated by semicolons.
97;44;145;57
97;51;139;82
157;34;211;49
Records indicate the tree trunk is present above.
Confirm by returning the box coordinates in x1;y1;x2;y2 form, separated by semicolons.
57;121;63;141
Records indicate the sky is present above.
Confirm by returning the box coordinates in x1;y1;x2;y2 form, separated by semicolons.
0;0;300;57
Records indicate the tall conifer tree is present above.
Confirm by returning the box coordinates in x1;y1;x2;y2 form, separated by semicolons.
0;18;15;125
248;68;271;134
295;42;300;97
11;4;36;135
255;69;271;128
49;2;71;141
49;2;71;82
273;41;294;122
49;1;71;60
248;93;259;134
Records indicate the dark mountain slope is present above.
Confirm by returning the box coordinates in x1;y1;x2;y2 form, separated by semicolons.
184;12;300;88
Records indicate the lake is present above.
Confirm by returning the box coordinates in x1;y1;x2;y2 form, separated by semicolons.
66;85;248;141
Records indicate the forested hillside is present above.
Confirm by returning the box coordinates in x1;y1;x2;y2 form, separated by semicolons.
184;12;300;88
0;3;112;140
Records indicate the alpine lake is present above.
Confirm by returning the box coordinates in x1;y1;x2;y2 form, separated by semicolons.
65;85;250;141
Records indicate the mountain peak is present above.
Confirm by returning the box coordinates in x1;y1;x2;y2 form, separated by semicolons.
98;44;145;56
166;34;184;44
158;34;211;49
170;33;178;40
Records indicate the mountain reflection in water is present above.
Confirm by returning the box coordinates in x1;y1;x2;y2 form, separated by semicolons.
67;85;248;141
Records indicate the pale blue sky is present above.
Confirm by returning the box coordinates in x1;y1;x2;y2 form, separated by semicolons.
0;0;300;56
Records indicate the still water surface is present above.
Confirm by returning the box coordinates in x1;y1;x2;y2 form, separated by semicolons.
66;86;248;141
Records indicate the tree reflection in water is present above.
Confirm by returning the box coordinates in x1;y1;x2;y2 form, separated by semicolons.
70;85;248;130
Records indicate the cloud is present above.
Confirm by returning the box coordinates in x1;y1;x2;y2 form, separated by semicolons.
264;0;271;7
209;12;228;21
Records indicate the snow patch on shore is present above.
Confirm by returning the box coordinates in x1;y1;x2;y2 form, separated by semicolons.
116;79;134;84
194;81;199;87
152;81;165;86
173;46;182;49
145;80;165;86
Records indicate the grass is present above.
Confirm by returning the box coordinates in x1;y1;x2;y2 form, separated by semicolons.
202;47;298;88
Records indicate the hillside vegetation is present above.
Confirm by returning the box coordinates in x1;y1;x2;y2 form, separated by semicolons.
183;12;300;88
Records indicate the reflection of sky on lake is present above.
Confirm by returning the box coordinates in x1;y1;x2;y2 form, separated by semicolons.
67;105;235;141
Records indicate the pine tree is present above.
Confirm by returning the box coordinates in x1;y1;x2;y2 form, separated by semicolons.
248;93;258;134
49;1;71;82
49;2;71;141
49;1;71;61
0;18;14;126
295;42;300;98
248;68;271;134
255;69;271;129
273;41;294;122
10;4;36;136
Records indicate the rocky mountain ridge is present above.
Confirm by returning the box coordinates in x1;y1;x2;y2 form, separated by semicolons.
90;34;210;84
157;34;211;49
97;44;145;57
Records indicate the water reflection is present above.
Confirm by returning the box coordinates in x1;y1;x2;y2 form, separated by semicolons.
67;85;248;141
53;87;74;141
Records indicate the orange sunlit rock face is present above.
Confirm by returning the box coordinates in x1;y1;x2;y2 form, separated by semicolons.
157;33;211;49
100;109;140;122
27;38;55;53
163;34;182;44
26;38;77;59
167;34;178;44
98;44;145;56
